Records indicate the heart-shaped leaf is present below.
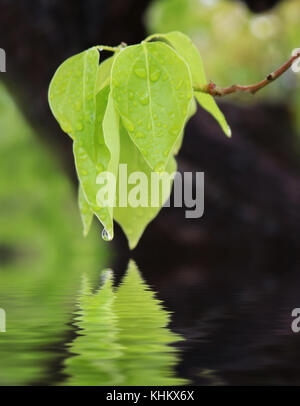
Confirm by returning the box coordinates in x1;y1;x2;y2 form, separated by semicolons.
111;41;193;170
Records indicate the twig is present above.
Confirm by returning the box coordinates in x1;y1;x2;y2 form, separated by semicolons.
194;49;300;97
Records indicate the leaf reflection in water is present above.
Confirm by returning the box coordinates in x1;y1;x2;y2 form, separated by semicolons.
64;261;187;386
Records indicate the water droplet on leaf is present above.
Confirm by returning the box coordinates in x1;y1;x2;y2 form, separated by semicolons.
136;131;145;138
139;92;149;105
134;68;146;78
150;70;161;82
154;161;165;173
176;80;183;89
123;117;135;132
102;228;112;241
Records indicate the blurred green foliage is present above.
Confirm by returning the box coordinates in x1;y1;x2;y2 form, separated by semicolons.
146;0;300;105
64;261;187;386
0;83;109;385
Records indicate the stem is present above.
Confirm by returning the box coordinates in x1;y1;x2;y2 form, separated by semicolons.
96;43;127;53
145;34;164;42
194;49;300;97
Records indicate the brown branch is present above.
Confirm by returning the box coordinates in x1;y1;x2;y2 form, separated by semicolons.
194;49;300;97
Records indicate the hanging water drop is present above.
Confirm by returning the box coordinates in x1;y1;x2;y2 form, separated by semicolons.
102;228;112;241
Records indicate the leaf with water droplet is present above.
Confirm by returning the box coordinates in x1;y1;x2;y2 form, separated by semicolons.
111;41;193;170
49;47;115;236
102;90;120;222
151;31;231;137
48;42;122;239
73;86;105;237
114;124;176;249
74;86;119;240
48;47;100;153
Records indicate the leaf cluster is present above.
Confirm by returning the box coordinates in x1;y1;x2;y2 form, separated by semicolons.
49;31;230;248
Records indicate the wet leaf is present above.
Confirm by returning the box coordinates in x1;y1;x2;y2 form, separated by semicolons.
73;85;116;239
155;31;231;137
48;48;113;237
48;47;99;153
48;32;233;248
114;124;176;249
111;41;193;170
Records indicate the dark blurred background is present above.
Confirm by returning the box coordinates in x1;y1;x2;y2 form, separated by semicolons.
1;0;300;385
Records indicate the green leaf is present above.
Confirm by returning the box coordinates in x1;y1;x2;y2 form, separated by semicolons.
75;88;120;241
95;56;115;94
48;33;233;248
48;47;100;151
48;47;111;237
152;31;231;137
114;124;176;249
111;41;193;170
73;85;115;239
78;186;93;236
101;90;120;227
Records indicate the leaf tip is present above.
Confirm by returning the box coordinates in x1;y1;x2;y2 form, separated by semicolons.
226;126;232;138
